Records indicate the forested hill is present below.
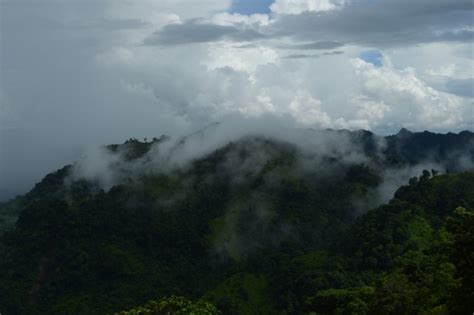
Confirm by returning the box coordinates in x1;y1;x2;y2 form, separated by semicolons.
0;129;473;314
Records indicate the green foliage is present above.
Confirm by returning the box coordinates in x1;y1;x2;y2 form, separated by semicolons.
446;207;474;314
116;296;220;315
206;273;274;314
0;133;473;314
305;286;375;314
107;138;162;161
406;215;433;250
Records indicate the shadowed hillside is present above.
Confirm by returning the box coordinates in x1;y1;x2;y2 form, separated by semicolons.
0;129;473;314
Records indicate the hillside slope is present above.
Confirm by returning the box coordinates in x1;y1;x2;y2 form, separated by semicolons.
0;129;473;314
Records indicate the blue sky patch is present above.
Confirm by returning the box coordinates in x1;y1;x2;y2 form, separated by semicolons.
360;50;383;67
229;0;274;15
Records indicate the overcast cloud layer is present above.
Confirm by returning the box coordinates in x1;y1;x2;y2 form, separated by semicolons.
1;0;473;200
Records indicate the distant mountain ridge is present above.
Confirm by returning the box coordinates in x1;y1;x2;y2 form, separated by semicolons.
104;127;474;163
1;128;473;232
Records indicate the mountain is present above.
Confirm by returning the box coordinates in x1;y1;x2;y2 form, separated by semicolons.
0;129;473;314
384;129;474;167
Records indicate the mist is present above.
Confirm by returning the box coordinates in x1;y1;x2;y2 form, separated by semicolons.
67;120;472;213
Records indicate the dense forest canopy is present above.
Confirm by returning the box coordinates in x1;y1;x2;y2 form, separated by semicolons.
0;129;473;314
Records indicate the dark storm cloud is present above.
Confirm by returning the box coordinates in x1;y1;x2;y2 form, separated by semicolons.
284;53;320;59
272;0;474;47
279;41;344;50
433;30;474;43
0;0;187;201
144;19;265;45
145;0;472;49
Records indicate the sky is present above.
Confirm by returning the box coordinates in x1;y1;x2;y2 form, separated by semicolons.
0;0;473;200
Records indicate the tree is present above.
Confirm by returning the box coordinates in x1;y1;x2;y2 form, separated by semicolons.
447;207;474;313
116;296;221;315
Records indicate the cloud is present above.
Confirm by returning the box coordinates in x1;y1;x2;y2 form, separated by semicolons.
1;0;473;201
207;43;278;73
284;53;320;59
279;41;345;50
322;50;343;55
270;0;344;15
351;58;467;129
64;18;151;30
272;0;473;47
211;12;270;27
144;19;266;45
103;0;232;22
